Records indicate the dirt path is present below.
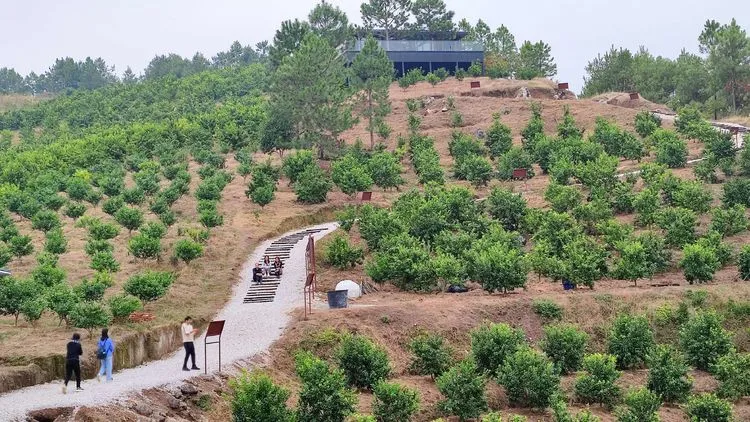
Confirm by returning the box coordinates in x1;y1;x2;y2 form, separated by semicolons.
0;223;338;422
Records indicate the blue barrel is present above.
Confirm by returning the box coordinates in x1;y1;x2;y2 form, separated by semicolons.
327;290;349;309
563;280;575;290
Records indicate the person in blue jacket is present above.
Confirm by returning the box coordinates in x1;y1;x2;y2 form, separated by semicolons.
96;328;115;382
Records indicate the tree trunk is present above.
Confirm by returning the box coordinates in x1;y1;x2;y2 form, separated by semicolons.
14;313;19;326
368;90;374;149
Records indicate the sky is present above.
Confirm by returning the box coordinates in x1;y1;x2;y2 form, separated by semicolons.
1;0;749;93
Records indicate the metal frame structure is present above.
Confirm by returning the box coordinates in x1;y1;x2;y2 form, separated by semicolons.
203;320;225;374
304;235;316;319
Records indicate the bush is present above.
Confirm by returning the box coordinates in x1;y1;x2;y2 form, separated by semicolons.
436;359;487;421
607;314;655;369
680;311;734;371
680;243;720;284
199;209;224;228
634;110;661;138
74;277;108;302
44;229;67;254
108;294;143;321
173;239;204;264
409;333;453;379
128;234;161;260
455;68;466;81
685;393;733;422
324;235;364;270
456;155;493;187
336;335;391;389
541;323;588;374
557;106;583;139
336;206;358;232
372;382;420;422
296;352;356;422
295;165;332;204
533;299;564;321
31;264;66;287
85;239;113;256
499;348;560;409
31;210;60;232
64;202;87;220
229;370;293;422
633;188;661;226
89;221;120;241
70;301;112;338
45;283;78;326
115;206;144;232
740;245;750;281
545;183;583;213
123;271;175;302
551;398;601;422
575;354;621;407
710;205;749;237
469;244;528;294
722;178;750;207
615;388;660;422
141;221;167;239
714;352;750;401
655;134;688;168
332;155;373;197
122;186;146;205
470;322;527;376
646;345;692;403
90;251;120;272
159;209;176;226
368;152;404;190
497;147;535;180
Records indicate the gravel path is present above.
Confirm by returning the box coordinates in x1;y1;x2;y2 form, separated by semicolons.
0;222;338;421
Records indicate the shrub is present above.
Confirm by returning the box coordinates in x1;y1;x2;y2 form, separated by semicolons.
85;239;113;256
336;335;391;389
634;110;661;138
486;187;527;232
551;398;601;422
123;271;175;302
115;206;144;233
368;152;404;190
696;231;732;267
296;352;356;422
710;205;749;237
456;155;493;187
141;221;167;239
533;299;563;321
229;370;293;422
544;183;583;213
497;147;535;180
499;347;560;409
455;68;466;81
722;178;750;207
31;210;60;232
324;235;364;269
541;323;588;374
485;115;513;158
332;155;373;197
89;221;120;241
680;243;720;284
685;393;733;422
90;251;120;272
436;359;487;421
680;311;734;371
70;301;112;338
557;106;583;139
108;294;143;321
673;180;713;214
633;188;661;226
31;264;66;287
409;333;453;379
128;234;161;260
65;202;88;219
74;278;108;302
45;283;78;326
199;209;224;228
44;229;67;254
426;72;440;86
714;352;750;401
470;322;526;376
336;206;358;232
740;245;750;280
173;239;204;264
655;135;688;168
615;388;660;422
575;354;621;407
646;345;692;403
607;314;655;369
469;244;528;294
122;186;146;205
372;382;420;422
295;166;332;204
159;209;176;226
20;295;47;325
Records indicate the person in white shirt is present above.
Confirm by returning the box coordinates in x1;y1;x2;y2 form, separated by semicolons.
181;316;200;371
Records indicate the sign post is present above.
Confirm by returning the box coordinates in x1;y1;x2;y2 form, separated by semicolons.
304;236;316;319
204;320;225;374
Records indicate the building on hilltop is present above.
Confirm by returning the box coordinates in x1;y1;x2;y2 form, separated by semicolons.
347;30;484;78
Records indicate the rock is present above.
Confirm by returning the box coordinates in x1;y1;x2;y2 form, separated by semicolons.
335;280;362;298
179;383;199;395
132;403;154;417
167;397;183;410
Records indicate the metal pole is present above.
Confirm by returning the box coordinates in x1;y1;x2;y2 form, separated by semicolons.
204;339;207;375
218;334;222;373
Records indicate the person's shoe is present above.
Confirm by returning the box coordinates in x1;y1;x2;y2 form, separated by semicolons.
76;387;84;392
183;367;190;371
62;385;67;394
96;375;101;382
191;367;201;370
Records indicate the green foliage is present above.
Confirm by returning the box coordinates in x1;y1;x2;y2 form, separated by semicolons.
680;242;720;284
470;322;527;376
296;351;356;422
230;371;293;422
714;352;750;401
74;277;108;302
646;345;692;403
560;236;608;289
141;221;167;239
324;236;364;270
533;299;563;321
20;295;47;325
696;231;733;267
64;202;87;220
575;354;622;407
90;251;120;272
436;359;487;421
557;106;583;139
45;283;78;326
372;382;420;422
115;206;144;232
409;135;445;184
173;239;204;264
654;132;688;168
450;111;464;128
499;347;560;409
469;243;528;293
85;239;113;256
332;155;373;196
544;183;583;213
551;398;601;422
336;334;391;389
612;240;652;286
486;187;527;231
657;207;697;247
70;301;112;337
102;196;124;216
282;150;316;184
615;388;660;422
710;205;749;237
722;178;750;207
673;180;713;214
607;314;654;369
634;110;661;138
740;245;750;280
685;393;733;422
456;154;493;187
123;271;175;302
128;233;161;260
0;278;40;325
31;210;60;232
680;311;734;371
368;151;404;190
108;294;143;320
31;264;66;287
485;115;513;158
409;333;454;379
497;147;535;180
89;221;120;241
44;229;67;254
294;165;332;204
633;188;661;226
199;208;224;228
122;186;146;205
541;323;588;374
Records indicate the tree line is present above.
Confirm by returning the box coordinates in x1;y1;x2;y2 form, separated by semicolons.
582;18;749;116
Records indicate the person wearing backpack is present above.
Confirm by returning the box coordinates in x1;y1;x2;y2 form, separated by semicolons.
62;333;83;394
96;328;115;382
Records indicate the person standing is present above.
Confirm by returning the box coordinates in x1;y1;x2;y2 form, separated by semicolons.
62;333;83;394
96;328;115;382
182;316;200;371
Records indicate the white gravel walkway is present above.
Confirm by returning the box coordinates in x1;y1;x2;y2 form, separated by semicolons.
0;222;338;421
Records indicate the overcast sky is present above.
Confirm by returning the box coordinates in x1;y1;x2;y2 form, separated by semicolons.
1;0;748;92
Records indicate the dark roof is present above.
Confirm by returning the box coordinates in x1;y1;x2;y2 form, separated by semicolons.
356;29;470;41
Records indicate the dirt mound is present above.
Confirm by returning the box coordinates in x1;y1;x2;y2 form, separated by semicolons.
589;91;674;114
391;77;574;102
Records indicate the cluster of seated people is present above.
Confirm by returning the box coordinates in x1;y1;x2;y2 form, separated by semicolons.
252;255;283;284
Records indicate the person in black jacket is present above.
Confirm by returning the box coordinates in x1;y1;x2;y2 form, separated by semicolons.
252;262;263;284
62;333;83;394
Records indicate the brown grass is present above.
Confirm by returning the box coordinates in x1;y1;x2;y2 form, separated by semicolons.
0;94;51;113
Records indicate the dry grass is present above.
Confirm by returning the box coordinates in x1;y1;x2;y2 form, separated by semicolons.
0;94;51;113
588;91;673;114
723;115;750;127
